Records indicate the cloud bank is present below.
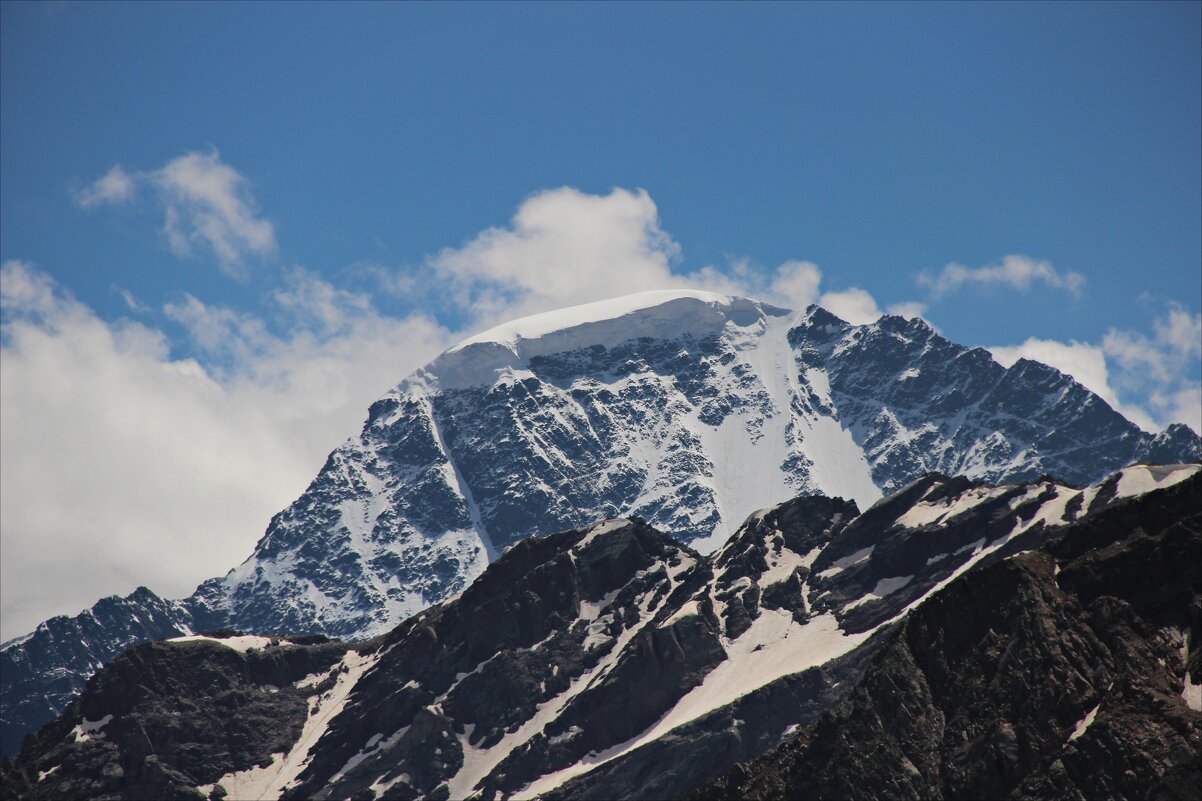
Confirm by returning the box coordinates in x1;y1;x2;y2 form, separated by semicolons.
0;260;451;640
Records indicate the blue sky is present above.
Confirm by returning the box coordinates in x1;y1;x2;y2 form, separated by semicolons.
1;1;1200;637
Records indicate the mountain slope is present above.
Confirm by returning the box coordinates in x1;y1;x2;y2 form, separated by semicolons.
3;290;1199;757
4;465;1196;801
202;292;1202;643
694;473;1202;801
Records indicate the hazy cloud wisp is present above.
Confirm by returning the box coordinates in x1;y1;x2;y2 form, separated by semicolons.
918;254;1085;299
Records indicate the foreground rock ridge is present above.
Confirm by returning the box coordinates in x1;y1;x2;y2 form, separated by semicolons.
3;464;1197;800
695;473;1202;801
4;291;1200;755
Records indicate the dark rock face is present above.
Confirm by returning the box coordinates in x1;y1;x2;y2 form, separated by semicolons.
694;474;1202;801
6;467;1196;801
0;588;220;759
0;632;348;801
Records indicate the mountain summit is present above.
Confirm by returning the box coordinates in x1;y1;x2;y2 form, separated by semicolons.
200;290;1198;640
2;291;1199;756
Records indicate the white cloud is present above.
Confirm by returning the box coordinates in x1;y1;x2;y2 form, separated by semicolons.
428;187;682;324
75;150;277;270
74;165;136;208
818;287;884;325
0;260;452;640
769;260;824;309
154;150;276;266
886;301;929;321
418;188;910;331
918;254;1085;299
988;305;1202;434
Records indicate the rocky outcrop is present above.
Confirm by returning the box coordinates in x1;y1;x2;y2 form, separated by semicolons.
0;588;220;759
5;466;1197;800
694;473;1202;801
0;632;348;801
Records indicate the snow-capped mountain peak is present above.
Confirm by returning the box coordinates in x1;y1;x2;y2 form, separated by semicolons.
3;292;1199;758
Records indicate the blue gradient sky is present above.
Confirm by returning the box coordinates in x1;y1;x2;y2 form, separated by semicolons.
3;2;1199;340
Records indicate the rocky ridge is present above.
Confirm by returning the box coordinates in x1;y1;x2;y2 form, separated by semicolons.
694;472;1202;801
3;463;1196;800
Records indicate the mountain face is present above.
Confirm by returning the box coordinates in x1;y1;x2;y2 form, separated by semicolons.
3;290;1200;757
695;472;1202;801
203;292;1200;641
4;464;1196;801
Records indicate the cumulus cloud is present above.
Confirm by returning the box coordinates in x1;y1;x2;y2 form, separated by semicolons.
417;187;915;330
0;260;452;640
886;301;929;321
918;254;1085;299
75;150;277;270
427;187;682;324
989;305;1202;434
819;287;884;325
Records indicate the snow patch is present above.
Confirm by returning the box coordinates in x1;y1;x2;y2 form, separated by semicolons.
167;634;281;653
514;612;871;799
70;714;113;743
1068;704;1100;741
209;648;380;799
1114;464;1199;501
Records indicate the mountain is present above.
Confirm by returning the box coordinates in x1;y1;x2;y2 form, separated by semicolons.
695;470;1202;801
3;290;1200;757
200;291;1201;641
3;464;1197;800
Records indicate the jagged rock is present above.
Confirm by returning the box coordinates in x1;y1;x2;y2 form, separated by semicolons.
693;474;1202;801
4;466;1197;800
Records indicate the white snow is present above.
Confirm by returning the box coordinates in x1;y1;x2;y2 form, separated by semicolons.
329;726;408;784
1068;703;1100;741
166;634;281;653
579;587;621;621
1183;673;1202;712
1114;464;1199;501
895;485;1009;529
70;714;113;742
758;543;808;588
513;611;871;799
575;519;634;552
844;576;914;612
817;545;875;580
448;573;672;800
209;648;380;800
661;600;701;627
449;290;766;354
